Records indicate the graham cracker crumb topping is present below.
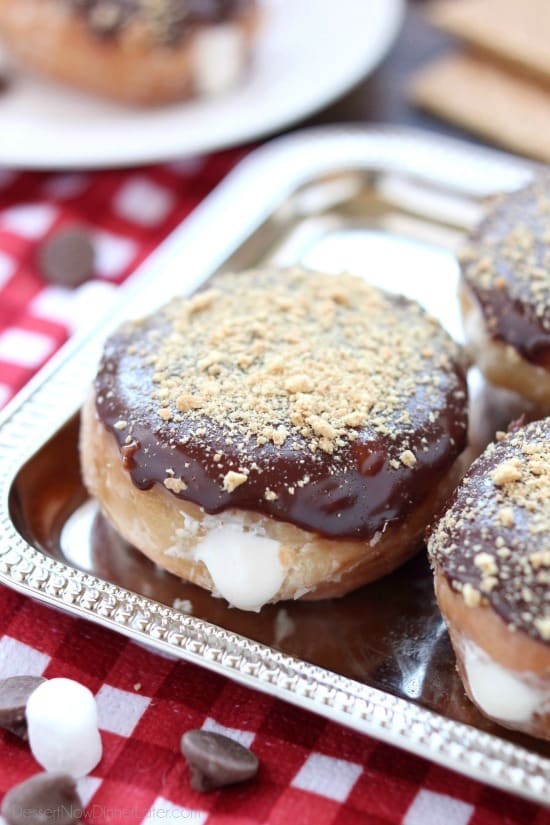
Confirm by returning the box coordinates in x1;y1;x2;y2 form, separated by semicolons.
163;477;188;493
460;174;550;348
491;459;522;486
428;418;549;645
535;617;550;641
147;268;463;473
462;582;482;608
223;471;248;493
73;0;251;47
399;449;417;468
96;266;468;539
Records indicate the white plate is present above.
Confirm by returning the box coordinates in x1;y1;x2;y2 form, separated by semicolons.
0;0;403;169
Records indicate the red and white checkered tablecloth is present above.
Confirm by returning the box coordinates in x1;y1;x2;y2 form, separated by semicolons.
0;154;548;825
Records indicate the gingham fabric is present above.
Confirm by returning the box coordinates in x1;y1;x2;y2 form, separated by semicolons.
0;156;548;825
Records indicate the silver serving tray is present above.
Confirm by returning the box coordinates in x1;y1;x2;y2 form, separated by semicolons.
1;126;549;805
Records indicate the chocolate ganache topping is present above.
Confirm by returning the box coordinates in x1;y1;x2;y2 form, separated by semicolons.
95;268;468;540
460;173;550;368
429;418;550;645
69;0;253;45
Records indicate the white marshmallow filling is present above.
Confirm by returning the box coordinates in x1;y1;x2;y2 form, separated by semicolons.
460;636;550;726
166;509;287;612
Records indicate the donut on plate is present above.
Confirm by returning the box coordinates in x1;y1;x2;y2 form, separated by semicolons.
0;0;259;104
428;418;550;740
80;267;469;611
459;173;550;413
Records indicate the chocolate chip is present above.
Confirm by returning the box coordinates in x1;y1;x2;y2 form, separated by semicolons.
37;228;95;288
1;773;82;825
0;676;46;740
181;730;259;792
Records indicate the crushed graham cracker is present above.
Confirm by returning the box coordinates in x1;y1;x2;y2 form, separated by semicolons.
491;459;522;486
462;582;482;608
399;450;417;468
460;173;550;363
74;0;249;47
95;266;468;539
146;268;465;464
498;506;515;527
223;471;248;493
163;477;188;493
428;418;550;645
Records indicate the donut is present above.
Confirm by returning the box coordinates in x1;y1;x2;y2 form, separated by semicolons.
459;174;550;413
0;0;259;104
80;267;469;611
468;381;541;458
428;418;550;739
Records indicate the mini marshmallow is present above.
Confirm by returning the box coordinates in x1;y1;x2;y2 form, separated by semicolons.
26;678;102;777
191;24;246;97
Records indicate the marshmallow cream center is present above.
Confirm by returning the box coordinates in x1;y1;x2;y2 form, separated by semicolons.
195;523;285;612
192;25;246;96
462;639;548;724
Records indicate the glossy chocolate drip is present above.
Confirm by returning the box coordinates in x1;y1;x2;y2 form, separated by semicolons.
69;0;252;45
429;418;550;645
467;284;550;368
461;176;550;368
94;271;468;541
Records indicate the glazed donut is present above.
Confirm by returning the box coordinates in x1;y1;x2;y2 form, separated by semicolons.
0;0;259;104
428;418;550;740
81;267;469;611
459;174;550;413
468;381;541;458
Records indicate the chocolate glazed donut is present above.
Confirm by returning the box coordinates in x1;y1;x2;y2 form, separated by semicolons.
459;173;550;412
428;418;550;740
0;0;259;104
81;267;469;611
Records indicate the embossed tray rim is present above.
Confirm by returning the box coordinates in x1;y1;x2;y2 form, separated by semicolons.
1;126;548;805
